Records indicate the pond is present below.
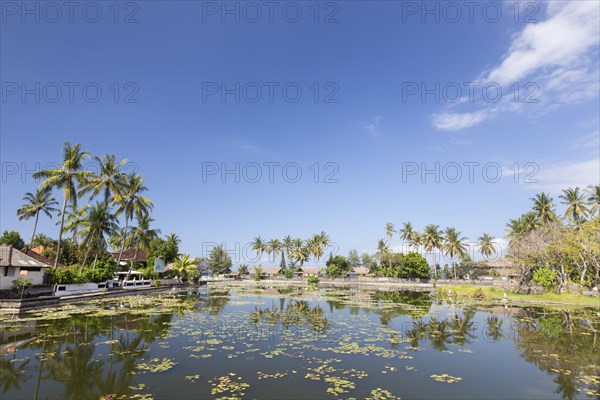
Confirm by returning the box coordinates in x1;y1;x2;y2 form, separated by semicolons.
1;285;598;399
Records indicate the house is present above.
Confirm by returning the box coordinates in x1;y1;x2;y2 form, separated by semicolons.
348;266;369;278
296;267;320;277
250;267;281;279
0;245;51;290
111;248;147;268
480;259;519;279
22;247;66;269
225;272;241;280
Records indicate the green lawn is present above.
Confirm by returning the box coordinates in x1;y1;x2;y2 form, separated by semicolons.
439;285;600;307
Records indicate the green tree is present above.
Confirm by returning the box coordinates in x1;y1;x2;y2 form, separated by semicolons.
559;187;590;224
164;233;181;263
385;222;395;244
477;233;496;259
172;254;197;282
33;142;92;268
408;231;422;252
530;192;558;225
238;264;249;275
16;187;59;248
0;230;25;249
266;239;281;263
82;154;129;206
347;249;360;269
78;203;119;270
442;227;468;280
113;173;153;265
326;255;350;277
586;184;600;218
208;244;232;275
59;203;89;241
251;236;266;261
422;224;443;278
401;252;430;278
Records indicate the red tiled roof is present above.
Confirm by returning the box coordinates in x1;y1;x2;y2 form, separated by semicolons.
111;248;147;262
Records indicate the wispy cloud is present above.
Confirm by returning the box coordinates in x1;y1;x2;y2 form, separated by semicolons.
520;158;599;194
432;1;600;131
364;115;383;137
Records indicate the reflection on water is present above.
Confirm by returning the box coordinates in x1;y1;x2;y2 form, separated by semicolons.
0;287;598;399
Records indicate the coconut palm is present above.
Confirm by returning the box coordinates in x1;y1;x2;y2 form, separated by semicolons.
59;203;89;240
443;227;467;280
172;254;197;281
282;235;294;259
291;238;309;266
422;224;443;278
408;231;422;252
506;212;538;240
559;187;590;224
530;192;558;224
385;222;395;244
16;187;59;248
81;154;129;206
399;222;413;241
266;239;282;263
128;215;161;255
477;233;496;259
251;236;266;261
585;184;600;218
32;142;92;268
307;235;325;264
113;173;153;265
79;202;119;270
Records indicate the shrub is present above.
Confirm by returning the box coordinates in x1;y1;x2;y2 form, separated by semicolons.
532;266;558;291
154;279;161;288
473;288;485;299
308;275;319;285
12;277;32;295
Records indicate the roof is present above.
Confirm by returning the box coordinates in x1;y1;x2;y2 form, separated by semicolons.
0;245;51;268
298;267;320;275
22;247;66;268
250;267;281;275
350;267;369;275
111;248;147;262
30;245;45;255
482;259;516;268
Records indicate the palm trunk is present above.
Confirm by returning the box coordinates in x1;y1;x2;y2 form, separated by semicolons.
54;195;68;269
80;236;92;272
29;211;40;249
117;217;130;265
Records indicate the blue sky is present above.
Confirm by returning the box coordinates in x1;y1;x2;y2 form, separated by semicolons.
1;1;599;265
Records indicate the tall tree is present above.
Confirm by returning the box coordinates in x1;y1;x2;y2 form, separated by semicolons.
399;222;413;241
559;187;590;224
59;203;89;240
79;202;119;270
113;174;153;265
33;142;92;268
442;227;467;280
266;239;282;263
585;184;600;218
530;192;558;224
82;154;129;206
408;231;422;252
477;233;496;259
385;222;395;244
16;187;59;248
208;245;232;275
422;224;443;278
251;236;266;262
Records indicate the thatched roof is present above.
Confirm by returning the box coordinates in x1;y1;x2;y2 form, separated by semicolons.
350;267;369;275
297;267;320;275
250;267;281;275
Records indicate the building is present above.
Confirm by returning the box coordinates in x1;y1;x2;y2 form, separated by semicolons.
296;267;320;277
111;248;148;268
348;266;369;278
250;267;281;278
0;245;51;290
480;259;519;279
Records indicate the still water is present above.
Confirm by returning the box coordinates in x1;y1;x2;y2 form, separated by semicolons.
1;286;598;399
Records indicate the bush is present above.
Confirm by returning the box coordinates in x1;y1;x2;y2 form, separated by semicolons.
49;261;116;284
532;266;558;291
308;275;319;285
12;277;32;294
154;279;161;288
473;288;485;299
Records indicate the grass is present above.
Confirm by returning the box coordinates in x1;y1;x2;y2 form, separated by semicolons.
439;285;600;307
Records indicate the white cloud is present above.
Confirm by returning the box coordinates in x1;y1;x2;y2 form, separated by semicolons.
432;1;600;131
431;110;490;131
522;158;600;193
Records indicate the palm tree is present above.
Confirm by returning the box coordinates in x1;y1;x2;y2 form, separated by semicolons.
128;215;161;256
79;203;119;270
530;192;558;224
318;231;331;252
113;174;153;265
16;187;59;248
506;212;539;240
376;238;390;274
307;235;325;264
266;239;281;263
82;154;129;206
59;203;89;240
251;236;266;262
586;184;600;218
477;233;496;259
408;231;422;252
559;187;590;224
399;222;413;241
422;224;443;278
33;142;92;268
282;235;293;260
291;238;308;267
385;222;395;244
172;254;197;282
442;227;467;280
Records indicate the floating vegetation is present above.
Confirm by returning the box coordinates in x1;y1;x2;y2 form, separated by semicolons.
184;374;201;383
430;373;463;383
366;388;401;399
135;358;178;374
209;374;250;398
